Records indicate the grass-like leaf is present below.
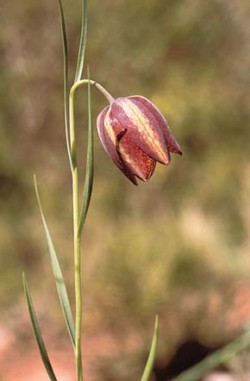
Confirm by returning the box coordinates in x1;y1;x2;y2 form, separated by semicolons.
172;326;250;381
78;68;94;236
56;0;73;169
23;273;58;381
140;315;159;381
34;175;75;348
74;0;88;83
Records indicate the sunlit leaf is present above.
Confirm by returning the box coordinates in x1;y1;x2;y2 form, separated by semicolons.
74;0;88;83
56;0;72;169
78;68;94;236
140;315;159;381
23;273;58;381
34;175;75;348
172;326;250;381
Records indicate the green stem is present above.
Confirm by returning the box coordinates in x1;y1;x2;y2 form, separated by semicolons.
70;79;114;104
69;87;82;381
69;78;113;381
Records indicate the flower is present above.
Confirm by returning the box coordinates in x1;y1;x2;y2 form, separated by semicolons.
97;95;182;185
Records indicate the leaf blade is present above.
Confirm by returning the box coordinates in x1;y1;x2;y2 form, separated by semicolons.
23;273;58;381
74;0;88;83
34;175;75;348
172;326;250;381
140;315;159;381
56;0;73;169
78;68;94;236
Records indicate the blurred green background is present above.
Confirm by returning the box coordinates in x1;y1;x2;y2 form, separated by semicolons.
0;0;250;379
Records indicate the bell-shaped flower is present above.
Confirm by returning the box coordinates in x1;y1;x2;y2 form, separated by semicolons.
97;95;182;185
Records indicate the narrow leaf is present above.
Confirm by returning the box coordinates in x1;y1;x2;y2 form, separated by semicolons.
172;326;250;381
140;315;159;381
34;175;75;347
23;273;58;381
56;0;73;169
78;68;94;236
74;0;88;83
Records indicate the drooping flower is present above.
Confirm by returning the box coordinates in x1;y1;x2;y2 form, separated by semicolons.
97;95;182;185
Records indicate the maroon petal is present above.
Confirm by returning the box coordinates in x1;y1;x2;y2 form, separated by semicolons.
97;106;138;185
110;98;171;165
117;132;156;181
128;96;182;155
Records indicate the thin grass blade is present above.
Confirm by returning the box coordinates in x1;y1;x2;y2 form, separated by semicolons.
74;0;88;83
56;0;73;169
78;68;94;236
34;175;75;347
140;315;159;381
23;273;58;381
172;326;250;381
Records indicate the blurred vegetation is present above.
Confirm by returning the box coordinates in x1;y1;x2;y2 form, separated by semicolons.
0;0;250;378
